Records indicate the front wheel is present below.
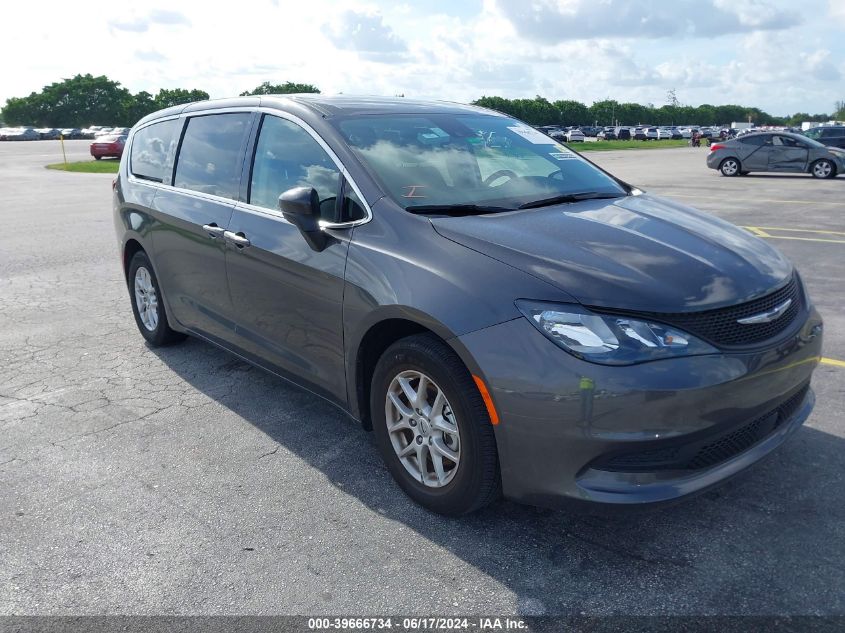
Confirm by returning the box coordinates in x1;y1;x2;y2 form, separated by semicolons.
371;334;501;516
93;155;102;160
719;158;740;176
811;159;835;179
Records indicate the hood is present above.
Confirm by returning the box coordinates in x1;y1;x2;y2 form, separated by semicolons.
430;194;793;313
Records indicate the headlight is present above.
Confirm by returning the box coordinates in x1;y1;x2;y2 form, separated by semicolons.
516;300;717;365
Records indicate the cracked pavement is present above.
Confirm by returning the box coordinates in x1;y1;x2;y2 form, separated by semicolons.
1;141;843;615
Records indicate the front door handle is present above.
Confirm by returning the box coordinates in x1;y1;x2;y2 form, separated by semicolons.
202;223;226;239
224;230;251;248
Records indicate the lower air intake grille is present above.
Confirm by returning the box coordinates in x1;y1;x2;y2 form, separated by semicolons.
597;383;810;473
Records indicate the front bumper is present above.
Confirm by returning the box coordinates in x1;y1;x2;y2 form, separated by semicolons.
456;306;823;508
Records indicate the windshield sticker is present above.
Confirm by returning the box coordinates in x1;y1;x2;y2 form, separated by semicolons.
549;151;577;160
507;126;554;145
402;185;427;198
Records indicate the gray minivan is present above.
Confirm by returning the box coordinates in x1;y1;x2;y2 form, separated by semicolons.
114;95;822;515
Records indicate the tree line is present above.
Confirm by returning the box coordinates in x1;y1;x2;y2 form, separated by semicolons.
472;95;840;128
0;75;319;127
1;74;841;129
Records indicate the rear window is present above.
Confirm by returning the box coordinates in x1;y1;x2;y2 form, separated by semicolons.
822;128;845;137
130;119;181;183
739;135;768;146
174;113;252;199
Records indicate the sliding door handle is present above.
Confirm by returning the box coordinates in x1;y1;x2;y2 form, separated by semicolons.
202;223;226;239
224;230;251;248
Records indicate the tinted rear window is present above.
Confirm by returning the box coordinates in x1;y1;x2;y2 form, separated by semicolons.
174;113;252;199
740;135;768;146
130;119;180;183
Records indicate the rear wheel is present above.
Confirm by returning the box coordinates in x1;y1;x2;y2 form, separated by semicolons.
719;158;740;176
811;159;835;179
127;251;186;347
94;156;102;160
371;334;501;515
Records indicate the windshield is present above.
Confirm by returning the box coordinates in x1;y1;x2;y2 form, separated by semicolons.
333;113;626;211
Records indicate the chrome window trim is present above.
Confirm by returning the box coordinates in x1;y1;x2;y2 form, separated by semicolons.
126;106;374;229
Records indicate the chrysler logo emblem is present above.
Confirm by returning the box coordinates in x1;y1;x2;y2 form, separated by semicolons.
737;299;792;325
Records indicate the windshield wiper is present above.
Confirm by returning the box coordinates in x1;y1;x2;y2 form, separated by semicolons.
405;204;515;216
517;191;627;210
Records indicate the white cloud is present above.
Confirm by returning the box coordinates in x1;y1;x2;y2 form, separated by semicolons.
323;10;408;61
0;0;841;117
493;0;799;42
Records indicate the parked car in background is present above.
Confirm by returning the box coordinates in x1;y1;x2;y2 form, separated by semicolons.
707;131;845;178
801;125;845;150
115;94;821;515
579;126;600;137
36;128;60;140
632;127;646;141
95;128;116;137
90;134;127;159
669;127;684;140
645;127;659;140
540;126;566;141
2;127;40;141
597;128;617;140
565;128;585;142
614;127;632;140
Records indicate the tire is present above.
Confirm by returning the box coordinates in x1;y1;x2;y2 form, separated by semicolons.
719;158;740;177
126;251;186;347
370;334;501;516
811;159;835;179
94;156;102;160
740;171;750;176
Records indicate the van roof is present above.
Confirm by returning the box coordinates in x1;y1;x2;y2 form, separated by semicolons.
135;94;496;127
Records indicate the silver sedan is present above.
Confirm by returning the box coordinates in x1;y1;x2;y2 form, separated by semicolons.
706;131;845;178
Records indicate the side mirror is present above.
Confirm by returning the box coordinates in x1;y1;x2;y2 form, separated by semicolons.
279;186;327;252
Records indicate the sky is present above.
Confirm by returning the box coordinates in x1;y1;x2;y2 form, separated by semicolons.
2;0;843;116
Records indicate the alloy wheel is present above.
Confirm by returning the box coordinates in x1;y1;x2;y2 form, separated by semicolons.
721;159;739;176
134;266;159;331
813;161;832;178
385;370;461;488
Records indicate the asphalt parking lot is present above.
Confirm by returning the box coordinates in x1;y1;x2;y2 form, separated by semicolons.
1;140;843;616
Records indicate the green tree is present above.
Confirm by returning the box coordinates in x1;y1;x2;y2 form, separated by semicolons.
1;74;134;127
589;100;620;126
553;100;589;125
239;81;320;96
834;100;845;120
153;88;209;109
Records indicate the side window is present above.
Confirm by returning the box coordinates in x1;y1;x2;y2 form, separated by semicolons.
779;136;803;148
249;115;341;219
341;187;367;222
174;113;252;199
740;135;768;146
130;119;180;182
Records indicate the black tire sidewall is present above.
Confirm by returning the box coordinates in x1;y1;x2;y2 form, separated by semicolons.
127;252;177;346
371;337;497;515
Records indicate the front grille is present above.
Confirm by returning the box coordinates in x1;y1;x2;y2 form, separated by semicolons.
597;383;810;473
639;275;802;347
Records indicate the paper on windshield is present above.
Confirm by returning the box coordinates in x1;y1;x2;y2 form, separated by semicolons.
507;126;554;144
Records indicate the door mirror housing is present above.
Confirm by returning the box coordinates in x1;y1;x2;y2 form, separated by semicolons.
279;186;327;252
